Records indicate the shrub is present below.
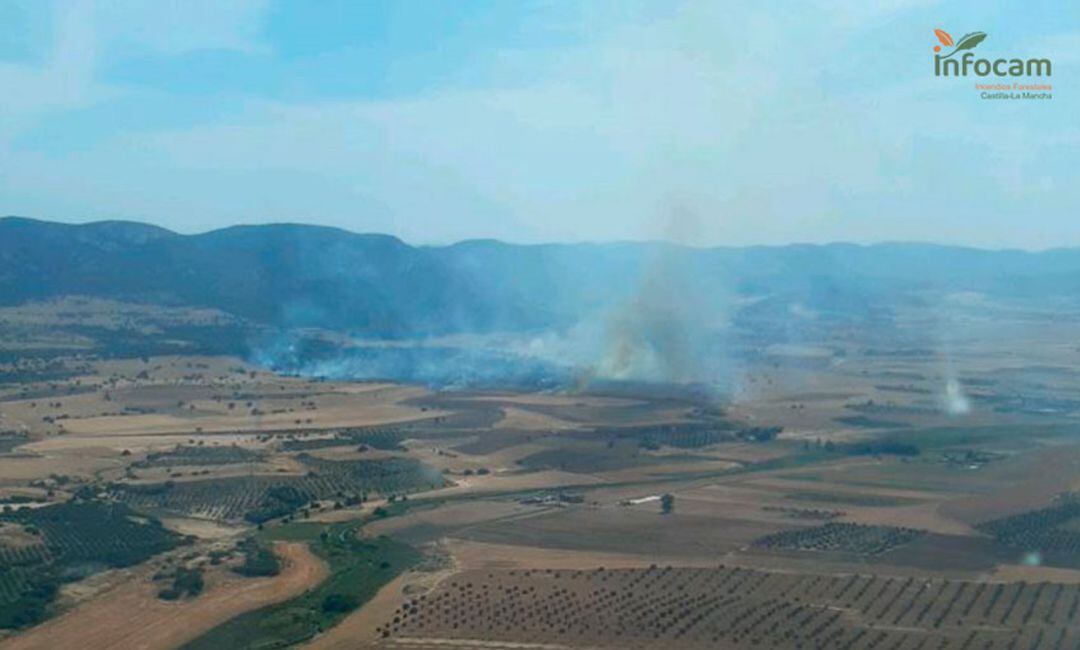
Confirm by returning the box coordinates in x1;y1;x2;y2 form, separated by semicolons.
321;593;357;613
233;538;281;577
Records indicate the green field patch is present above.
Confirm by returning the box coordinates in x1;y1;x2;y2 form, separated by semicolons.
184;512;421;649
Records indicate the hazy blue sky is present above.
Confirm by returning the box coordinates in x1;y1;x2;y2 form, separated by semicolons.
0;1;1076;248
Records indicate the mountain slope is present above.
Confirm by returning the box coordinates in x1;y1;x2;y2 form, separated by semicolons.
3;216;1080;338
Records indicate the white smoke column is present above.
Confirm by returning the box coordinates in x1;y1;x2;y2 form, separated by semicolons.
935;299;971;417
595;204;716;385
942;377;970;415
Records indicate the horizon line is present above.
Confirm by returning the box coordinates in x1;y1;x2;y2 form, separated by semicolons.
1;214;1068;255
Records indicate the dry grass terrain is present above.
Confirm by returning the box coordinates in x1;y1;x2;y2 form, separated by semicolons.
0;543;326;650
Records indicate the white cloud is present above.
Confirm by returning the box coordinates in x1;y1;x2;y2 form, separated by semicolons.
0;1;100;132
0;0;269;131
1;1;1076;248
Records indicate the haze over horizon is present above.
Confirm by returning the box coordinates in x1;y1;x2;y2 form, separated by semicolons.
1;0;1076;249
7;213;1080;253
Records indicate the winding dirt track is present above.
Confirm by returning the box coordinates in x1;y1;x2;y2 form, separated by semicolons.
0;542;327;650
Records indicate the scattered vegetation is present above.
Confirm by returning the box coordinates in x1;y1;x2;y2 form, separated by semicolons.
517;443;709;473
279;427;404;452
134;444;265;468
111;456;444;522
183;513;421;649
833;415;910;429
243;485;310;524
232;538;281;577
762;506;844;520
380;565;1080;648
0;433;28;454
785;490;917;507
753;523;924;555
834;440;921;456
0;500;186;628
157;566;205;600
977;492;1080;560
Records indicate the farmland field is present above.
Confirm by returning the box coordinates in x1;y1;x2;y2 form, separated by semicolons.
2;296;1080;649
111;456;445;522
375;566;1080;650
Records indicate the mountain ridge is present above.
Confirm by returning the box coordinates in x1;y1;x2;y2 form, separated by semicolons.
5;215;1068;254
3;216;1080;339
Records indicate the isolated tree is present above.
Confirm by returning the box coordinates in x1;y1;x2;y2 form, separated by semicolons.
661;493;675;515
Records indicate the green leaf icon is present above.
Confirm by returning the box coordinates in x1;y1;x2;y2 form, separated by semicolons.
941;32;987;59
954;32;987;51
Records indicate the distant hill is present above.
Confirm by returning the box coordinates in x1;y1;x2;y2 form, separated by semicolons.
3;215;1080;339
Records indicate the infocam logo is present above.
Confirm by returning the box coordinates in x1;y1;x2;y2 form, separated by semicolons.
932;29;1051;77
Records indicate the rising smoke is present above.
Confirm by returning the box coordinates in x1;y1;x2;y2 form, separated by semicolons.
247;212;737;393
942;377;971;416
